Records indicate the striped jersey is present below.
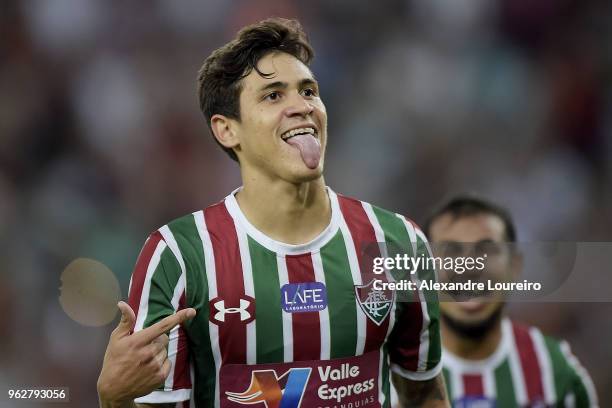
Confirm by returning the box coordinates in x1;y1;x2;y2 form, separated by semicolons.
442;318;598;407
128;188;442;408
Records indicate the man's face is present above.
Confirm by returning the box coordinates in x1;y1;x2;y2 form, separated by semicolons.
429;213;516;328
233;52;327;183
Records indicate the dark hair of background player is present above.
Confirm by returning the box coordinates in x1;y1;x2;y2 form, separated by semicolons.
197;18;315;162
423;195;517;242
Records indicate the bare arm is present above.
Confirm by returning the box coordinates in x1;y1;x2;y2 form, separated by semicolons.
391;373;449;408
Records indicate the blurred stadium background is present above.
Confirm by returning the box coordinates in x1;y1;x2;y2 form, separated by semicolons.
1;0;611;406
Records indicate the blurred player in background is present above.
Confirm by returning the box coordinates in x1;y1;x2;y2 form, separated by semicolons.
419;196;597;407
97;18;449;408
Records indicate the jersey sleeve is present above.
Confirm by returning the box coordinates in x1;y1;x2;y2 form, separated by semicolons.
127;231;192;404
559;341;599;408
388;220;442;381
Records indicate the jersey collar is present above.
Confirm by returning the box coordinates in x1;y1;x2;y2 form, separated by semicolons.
224;186;341;255
442;318;512;373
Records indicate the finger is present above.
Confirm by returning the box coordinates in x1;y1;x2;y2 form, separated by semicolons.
136;308;196;345
151;333;169;348
159;358;172;383
113;301;136;338
146;338;167;358
153;346;167;367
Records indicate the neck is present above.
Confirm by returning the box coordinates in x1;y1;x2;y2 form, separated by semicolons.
235;173;331;245
441;316;503;360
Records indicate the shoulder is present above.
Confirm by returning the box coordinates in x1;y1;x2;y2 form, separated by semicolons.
509;320;589;382
335;192;426;243
153;200;227;265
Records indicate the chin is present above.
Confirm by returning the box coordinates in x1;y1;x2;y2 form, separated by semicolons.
284;163;324;183
442;303;504;340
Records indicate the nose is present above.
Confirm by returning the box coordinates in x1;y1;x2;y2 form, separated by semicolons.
284;93;314;117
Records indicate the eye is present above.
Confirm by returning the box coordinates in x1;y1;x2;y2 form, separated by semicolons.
302;88;317;97
264;91;281;101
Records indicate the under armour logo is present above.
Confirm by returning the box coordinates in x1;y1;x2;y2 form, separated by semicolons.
209;296;256;326
214;299;251;322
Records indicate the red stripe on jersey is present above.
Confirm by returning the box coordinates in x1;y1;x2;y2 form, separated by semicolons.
388;291;425;372
337;195;391;353
173;291;191;390
462;374;484;396
128;231;164;331
285;254;321;361
205;203;247;364
512;322;544;402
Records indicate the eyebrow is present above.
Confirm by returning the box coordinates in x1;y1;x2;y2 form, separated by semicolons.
257;78;319;93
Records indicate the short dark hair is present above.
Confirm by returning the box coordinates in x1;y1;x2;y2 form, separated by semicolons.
197;18;315;161
423;195;517;242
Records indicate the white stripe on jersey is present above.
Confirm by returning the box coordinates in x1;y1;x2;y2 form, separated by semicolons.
483;368;496;400
276;254;293;362
449;369;464;400
134;239;167;332
332;191;367;356
193;211;221;408
189;365;196;408
129;235;153;295
530;327;556;405
311;251;331;360
233;220;257;365
378;349;386;407
362;202;394;407
505;319;529;406
158;226;187;392
397;215;431;373
165;325;180;391
565;392;576;408
159;226;187;278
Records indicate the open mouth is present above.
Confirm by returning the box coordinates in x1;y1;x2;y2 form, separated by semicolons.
281;126;317;141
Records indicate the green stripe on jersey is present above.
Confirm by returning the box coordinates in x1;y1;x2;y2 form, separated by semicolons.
167;215;206;305
494;359;517;408
321;230;358;359
551;338;595;407
144;246;182;327
370;206;413;255
144;246;182;392
543;335;571;402
572;377;591;408
167;215;216;407
248;236;284;363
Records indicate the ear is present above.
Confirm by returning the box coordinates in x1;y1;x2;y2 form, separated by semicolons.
210;114;240;150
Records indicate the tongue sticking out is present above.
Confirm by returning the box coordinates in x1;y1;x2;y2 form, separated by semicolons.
286;134;321;169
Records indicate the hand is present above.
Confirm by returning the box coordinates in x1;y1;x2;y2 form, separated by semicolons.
97;301;196;405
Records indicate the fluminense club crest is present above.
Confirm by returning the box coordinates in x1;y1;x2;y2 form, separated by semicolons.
354;279;394;326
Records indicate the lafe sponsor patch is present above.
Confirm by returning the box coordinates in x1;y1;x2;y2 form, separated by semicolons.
281;282;328;313
220;350;381;407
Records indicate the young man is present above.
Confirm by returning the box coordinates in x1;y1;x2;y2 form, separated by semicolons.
97;18;449;408
422;196;598;407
